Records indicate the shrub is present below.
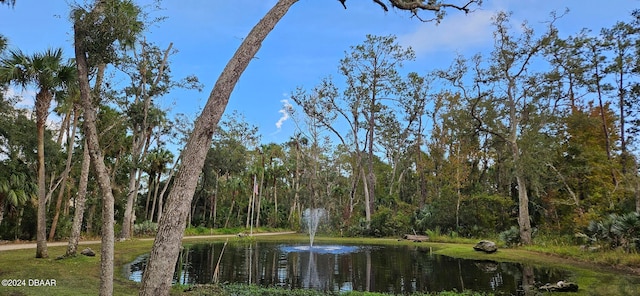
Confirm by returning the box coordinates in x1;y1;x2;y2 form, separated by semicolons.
425;226;442;238
369;207;411;237
582;212;640;252
499;226;520;246
134;220;158;236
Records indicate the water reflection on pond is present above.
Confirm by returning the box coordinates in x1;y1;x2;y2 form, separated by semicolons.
125;242;571;295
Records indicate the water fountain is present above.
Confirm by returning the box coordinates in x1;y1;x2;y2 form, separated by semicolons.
280;207;357;254
303;208;325;247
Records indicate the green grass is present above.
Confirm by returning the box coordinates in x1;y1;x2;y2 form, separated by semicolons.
0;240;148;296
523;243;640;269
1;232;639;295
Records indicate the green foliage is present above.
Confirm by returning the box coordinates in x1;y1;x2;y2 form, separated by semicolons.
425;226;442;238
413;203;456;233
582;212;640;252
4;1;640;254
51;215;73;240
458;194;514;236
414;194;514;238
188;225;209;235
134;220;158;236
368;206;411;237
499;226;521;247
73;0;144;65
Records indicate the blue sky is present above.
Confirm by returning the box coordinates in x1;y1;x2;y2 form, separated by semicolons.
1;0;639;146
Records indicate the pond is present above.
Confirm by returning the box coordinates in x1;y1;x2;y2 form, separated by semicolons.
125;241;571;295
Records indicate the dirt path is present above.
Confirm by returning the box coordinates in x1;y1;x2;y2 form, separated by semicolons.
0;231;297;252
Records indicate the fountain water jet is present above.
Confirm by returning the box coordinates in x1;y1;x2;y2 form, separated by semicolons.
303;208;325;247
280;208;357;254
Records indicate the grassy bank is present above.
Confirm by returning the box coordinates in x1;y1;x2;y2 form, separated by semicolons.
0;239;151;296
0;233;639;295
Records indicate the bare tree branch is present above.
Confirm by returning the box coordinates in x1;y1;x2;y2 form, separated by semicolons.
374;0;389;11
338;0;482;20
338;0;347;9
388;0;478;13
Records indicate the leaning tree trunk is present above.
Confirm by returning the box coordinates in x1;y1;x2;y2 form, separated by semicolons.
75;22;117;296
50;107;79;241
66;139;91;257
139;1;298;295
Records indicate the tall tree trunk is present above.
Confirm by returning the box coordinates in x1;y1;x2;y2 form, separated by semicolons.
85;202;95;235
256;170;265;228
515;173;532;244
35;91;51;259
635;160;640;213
246;175;255;229
15;207;24;240
0;202;4;228
224;192;236;229
210;172;219;226
366;93;376;225
140;2;297;294
361;166;371;228
509;121;531;244
417;116;427;208
289;142;301;224
347;162;359;220
75;22;116;296
122;167;140;238
122;43;172;240
589;44;618;188
56;106;72;145
273;177;278;227
66;139;91;257
50;107;79;241
149;179;158;222
144;173;155;220
155;172;165;223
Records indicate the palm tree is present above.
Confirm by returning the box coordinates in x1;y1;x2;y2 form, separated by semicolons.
0;172;36;226
0;35;7;50
0;48;76;258
147;148;174;223
0;171;37;239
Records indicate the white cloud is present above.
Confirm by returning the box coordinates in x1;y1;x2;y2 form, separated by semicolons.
4;87;35;109
397;9;495;57
275;98;293;130
3;86;63;138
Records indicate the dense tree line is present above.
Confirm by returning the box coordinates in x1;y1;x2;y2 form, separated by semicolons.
185;12;640;245
1;1;640;295
3;8;638;244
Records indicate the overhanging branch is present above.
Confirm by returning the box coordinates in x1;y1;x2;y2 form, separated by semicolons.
338;0;482;21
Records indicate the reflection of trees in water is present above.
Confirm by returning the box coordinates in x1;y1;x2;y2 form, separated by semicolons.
174;245;192;285
303;252;319;288
126;243;572;294
521;266;535;296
